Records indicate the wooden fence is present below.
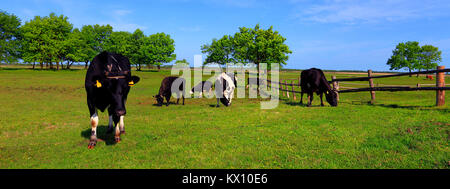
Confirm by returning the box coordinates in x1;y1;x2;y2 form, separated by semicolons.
262;66;449;106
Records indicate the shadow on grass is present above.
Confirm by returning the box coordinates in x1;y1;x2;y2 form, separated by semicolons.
80;125;117;146
138;70;160;73
372;103;450;113
151;101;183;107
0;67;84;71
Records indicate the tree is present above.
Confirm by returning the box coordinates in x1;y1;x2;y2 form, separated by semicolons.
20;13;72;70
143;33;176;71
201;24;292;70
64;28;90;69
0;10;21;64
80;24;113;68
104;31;133;57
201;35;233;65
175;59;189;65
420;45;442;72
128;29;145;71
386;41;421;76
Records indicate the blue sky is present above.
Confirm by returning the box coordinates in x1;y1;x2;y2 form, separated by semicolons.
2;0;450;71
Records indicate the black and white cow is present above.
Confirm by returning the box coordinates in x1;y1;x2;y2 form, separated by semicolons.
190;80;213;96
85;52;140;149
300;68;337;107
154;76;185;106
215;72;236;107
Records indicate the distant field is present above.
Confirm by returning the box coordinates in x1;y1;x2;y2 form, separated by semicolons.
0;67;448;168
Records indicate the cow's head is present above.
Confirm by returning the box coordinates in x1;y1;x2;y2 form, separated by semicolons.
325;89;338;107
154;94;164;106
97;74;140;117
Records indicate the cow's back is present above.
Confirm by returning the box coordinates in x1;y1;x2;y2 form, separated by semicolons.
301;68;330;92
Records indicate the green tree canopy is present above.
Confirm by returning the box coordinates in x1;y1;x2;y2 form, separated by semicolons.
0;10;22;63
386;41;422;76
80;24;113;68
20;13;72;70
201;24;292;69
420;45;442;71
387;41;442;76
64;28;90;69
142;32;176;71
175;59;189;65
201;35;233;65
104;31;133;56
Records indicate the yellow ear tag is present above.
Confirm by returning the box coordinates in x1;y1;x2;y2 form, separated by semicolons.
326;91;329;94
95;80;102;88
128;81;134;86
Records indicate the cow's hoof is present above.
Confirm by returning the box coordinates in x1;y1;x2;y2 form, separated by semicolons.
120;130;125;135
216;105;220;108
115;137;121;143
88;140;96;149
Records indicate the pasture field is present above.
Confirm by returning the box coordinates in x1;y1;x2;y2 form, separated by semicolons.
0;67;449;168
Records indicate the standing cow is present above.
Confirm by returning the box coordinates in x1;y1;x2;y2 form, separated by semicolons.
300;68;338;107
215;72;236;107
85;52;140;149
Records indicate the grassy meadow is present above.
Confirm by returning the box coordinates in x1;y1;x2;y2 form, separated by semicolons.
0;66;449;168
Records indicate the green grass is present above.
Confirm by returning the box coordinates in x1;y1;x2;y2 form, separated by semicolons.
0;68;448;168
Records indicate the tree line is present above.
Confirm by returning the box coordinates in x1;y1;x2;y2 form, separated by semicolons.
0;10;175;71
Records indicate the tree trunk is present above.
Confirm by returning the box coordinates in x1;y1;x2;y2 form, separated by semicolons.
32;62;35;69
40;62;43;70
50;62;54;69
85;61;89;69
408;68;411;77
157;65;160;72
138;63;141;71
417;69;420;77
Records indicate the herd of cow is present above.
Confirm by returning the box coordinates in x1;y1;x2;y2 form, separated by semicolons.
84;52;338;149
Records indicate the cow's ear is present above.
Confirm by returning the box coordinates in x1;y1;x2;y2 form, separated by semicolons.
129;76;140;86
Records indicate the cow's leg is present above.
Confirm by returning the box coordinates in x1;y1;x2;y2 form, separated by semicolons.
107;108;114;134
176;92;180;104
307;93;313;107
119;116;125;134
182;90;185;105
113;116;122;143
216;98;220;107
165;95;170;106
320;92;324;106
88;109;98;149
300;91;304;104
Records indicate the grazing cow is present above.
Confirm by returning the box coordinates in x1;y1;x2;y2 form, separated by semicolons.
300;68;338;107
85;51;140;149
215;72;236;107
426;75;433;80
190;80;213;96
154;76;185;106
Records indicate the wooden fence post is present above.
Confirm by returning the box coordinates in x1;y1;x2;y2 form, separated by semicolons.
285;80;290;98
436;66;445;106
291;81;296;100
368;70;376;104
282;80;285;97
332;75;339;101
